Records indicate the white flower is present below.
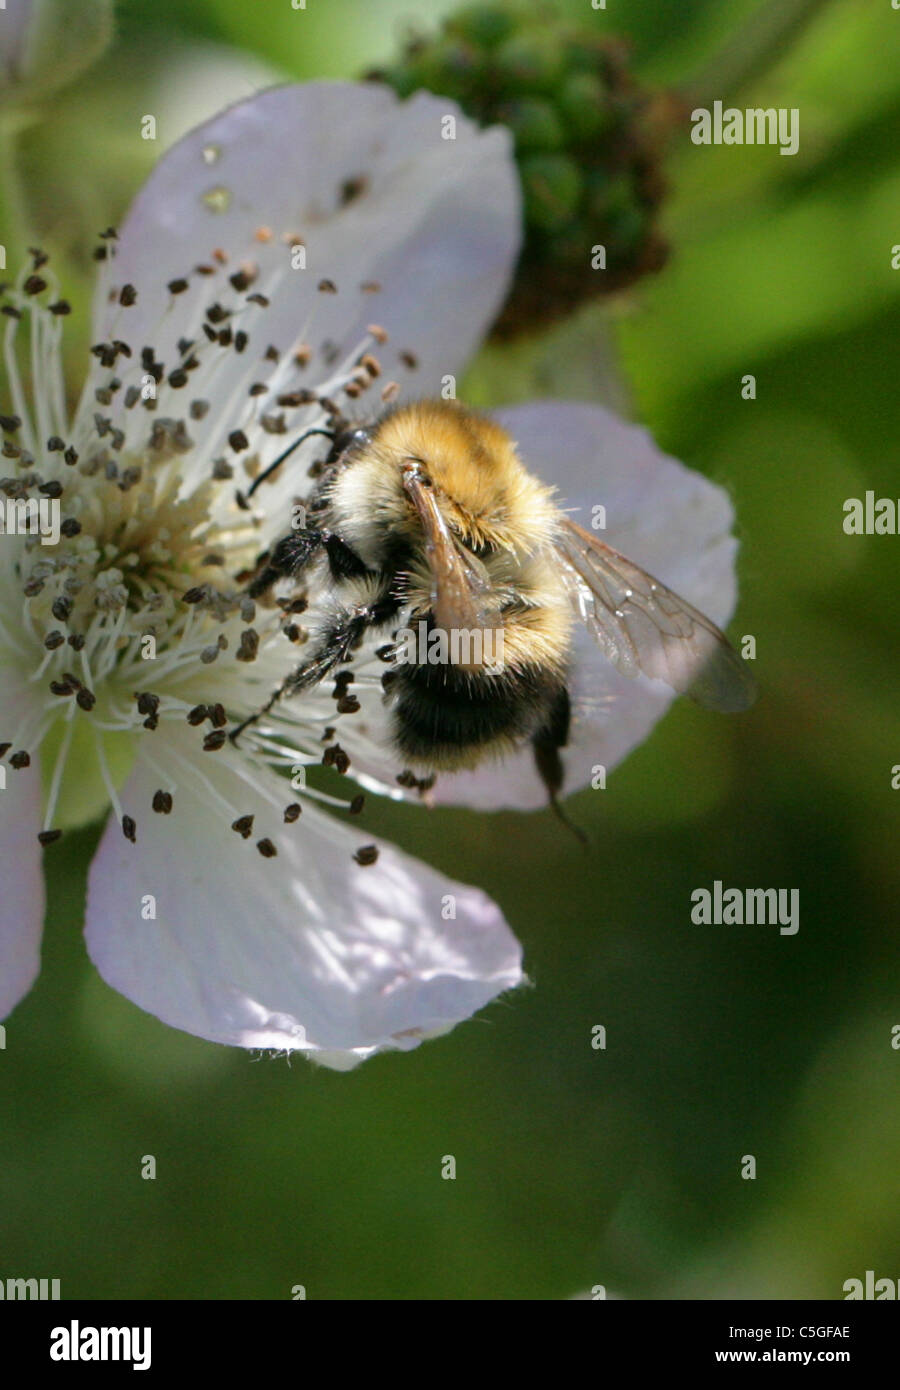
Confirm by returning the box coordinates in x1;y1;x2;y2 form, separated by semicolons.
0;83;523;1068
0;81;743;1069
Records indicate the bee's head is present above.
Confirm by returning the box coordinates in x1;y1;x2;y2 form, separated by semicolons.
375;401;527;548
326;399;559;566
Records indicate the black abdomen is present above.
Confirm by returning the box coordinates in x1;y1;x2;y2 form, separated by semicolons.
390;659;564;769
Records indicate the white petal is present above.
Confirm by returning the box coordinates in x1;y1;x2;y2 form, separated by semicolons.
84;82;520;427
431;402;741;810
145;43;289;150
0;667;45;1017
0;1;32;74
84;731;523;1067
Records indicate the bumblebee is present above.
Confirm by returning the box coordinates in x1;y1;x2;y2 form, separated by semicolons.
233;399;755;807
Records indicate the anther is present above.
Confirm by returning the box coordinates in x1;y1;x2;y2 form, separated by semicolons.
322;744;350;774
236;629;259;662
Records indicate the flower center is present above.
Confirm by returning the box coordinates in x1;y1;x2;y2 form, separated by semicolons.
0;248;399;846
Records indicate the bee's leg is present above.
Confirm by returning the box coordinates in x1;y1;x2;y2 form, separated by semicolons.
532;686;588;847
246;528;326;599
247;526;370;600
228;681;293;745
287;589;403;691
230;590;401;745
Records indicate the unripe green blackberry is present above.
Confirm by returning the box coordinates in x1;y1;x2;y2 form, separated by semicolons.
367;2;669;338
520;154;582;233
499;97;566;154
445;3;516;50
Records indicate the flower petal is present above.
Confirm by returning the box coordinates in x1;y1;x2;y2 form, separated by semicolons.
86;81;520;411
0;667;45;1017
83;731;523;1067
0;1;32;78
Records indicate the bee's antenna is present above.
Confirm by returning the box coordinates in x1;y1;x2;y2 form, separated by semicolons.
245;427;335;500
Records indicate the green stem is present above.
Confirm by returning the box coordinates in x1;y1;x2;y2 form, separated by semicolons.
0;115;31;270
683;0;837;108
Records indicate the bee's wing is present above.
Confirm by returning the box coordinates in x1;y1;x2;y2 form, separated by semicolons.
402;469;493;632
555;518;756;712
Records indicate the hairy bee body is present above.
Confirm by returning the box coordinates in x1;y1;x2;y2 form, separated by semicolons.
237;398;754;805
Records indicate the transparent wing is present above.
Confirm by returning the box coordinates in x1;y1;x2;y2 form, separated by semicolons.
556;518;756;712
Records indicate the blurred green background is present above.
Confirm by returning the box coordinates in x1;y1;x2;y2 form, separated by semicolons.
1;0;899;1299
